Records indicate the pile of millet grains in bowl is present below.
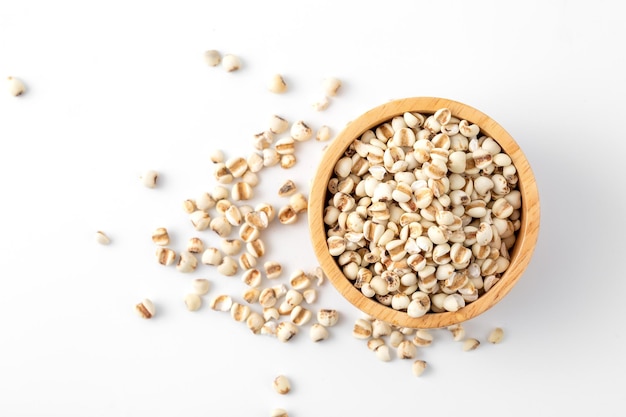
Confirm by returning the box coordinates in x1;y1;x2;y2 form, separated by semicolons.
324;108;521;317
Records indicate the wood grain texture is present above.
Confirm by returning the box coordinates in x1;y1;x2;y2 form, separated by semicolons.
308;97;540;329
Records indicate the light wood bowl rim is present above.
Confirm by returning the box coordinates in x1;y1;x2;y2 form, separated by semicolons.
308;97;540;329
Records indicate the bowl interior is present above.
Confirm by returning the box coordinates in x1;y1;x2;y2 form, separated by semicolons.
308;97;540;328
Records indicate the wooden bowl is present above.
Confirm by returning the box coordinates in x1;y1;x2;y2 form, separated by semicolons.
308;97;540;328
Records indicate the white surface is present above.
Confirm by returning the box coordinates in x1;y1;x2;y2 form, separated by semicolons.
1;1;625;415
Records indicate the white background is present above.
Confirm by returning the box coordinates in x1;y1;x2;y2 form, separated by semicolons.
1;1;625;416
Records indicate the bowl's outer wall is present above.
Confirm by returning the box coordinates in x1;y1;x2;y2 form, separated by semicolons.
308;97;540;328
